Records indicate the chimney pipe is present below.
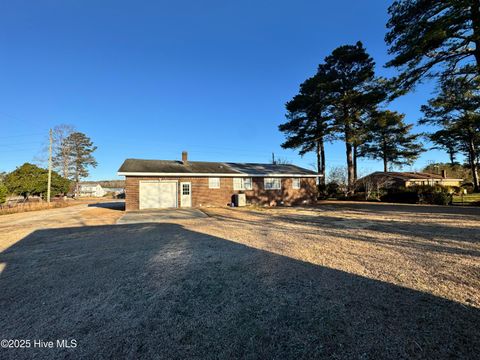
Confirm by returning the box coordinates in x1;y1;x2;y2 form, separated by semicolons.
182;151;188;164
441;169;447;178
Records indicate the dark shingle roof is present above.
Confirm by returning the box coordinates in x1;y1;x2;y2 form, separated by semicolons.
226;163;316;175
118;159;317;176
366;171;462;181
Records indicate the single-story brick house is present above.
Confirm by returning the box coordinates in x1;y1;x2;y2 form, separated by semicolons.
357;171;463;189
118;152;319;211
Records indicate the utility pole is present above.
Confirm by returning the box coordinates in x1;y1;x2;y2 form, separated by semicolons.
272;152;276;165
47;128;53;203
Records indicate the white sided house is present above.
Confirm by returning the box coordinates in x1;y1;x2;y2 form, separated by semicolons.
78;183;106;197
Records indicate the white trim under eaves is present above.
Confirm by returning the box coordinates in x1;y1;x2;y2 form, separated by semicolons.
117;172;322;178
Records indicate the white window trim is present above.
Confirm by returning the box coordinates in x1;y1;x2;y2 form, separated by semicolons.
244;177;253;190
233;178;242;190
208;177;220;189
264;178;281;190
233;177;253;191
292;178;301;189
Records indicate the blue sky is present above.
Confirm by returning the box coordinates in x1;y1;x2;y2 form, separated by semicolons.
0;0;446;180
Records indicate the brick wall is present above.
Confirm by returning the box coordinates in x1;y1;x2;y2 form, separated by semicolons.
247;177;317;206
125;176;317;211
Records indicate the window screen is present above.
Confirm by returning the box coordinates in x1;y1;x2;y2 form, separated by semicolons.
292;178;301;189
233;178;253;190
264;178;281;190
209;177;220;189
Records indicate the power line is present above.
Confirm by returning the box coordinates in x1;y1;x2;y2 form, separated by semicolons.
0;141;44;147
0;132;46;140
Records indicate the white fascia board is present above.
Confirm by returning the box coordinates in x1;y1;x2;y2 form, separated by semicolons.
117;172;322;178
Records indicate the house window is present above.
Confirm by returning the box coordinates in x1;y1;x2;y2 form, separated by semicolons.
292;178;301;189
264;178;281;190
209;177;220;189
244;178;253;190
233;178;253;191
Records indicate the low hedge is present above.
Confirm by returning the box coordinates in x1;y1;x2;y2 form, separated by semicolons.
380;185;453;205
0;184;7;205
380;189;419;204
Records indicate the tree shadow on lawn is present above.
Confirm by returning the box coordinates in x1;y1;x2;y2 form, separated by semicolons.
0;224;478;360
317;201;480;219
87;201;125;211
210;210;480;257
273;212;480;241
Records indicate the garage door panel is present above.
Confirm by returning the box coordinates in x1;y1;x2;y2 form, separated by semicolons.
159;182;177;208
139;181;177;209
139;182;159;209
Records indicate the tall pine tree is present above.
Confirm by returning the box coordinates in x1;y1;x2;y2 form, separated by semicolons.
385;0;480;93
279;72;333;187
421;77;480;191
427;129;461;166
63;132;98;194
321;42;385;186
386;0;480;191
358;110;423;172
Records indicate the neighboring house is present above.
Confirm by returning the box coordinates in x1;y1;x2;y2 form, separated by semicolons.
358;171;463;189
102;187;124;195
118;152;319;211
78;183;106;197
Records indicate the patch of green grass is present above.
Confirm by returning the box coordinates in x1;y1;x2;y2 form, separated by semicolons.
452;193;480;205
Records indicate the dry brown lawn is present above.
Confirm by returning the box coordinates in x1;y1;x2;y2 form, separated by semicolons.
0;201;124;252
0;197;118;216
1;201;479;359
199;203;480;308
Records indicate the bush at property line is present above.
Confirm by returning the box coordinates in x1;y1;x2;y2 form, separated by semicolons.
0;201;70;216
380;188;419;204
425;191;452;205
461;183;475;194
0;183;7;204
325;181;350;198
380;185;453;205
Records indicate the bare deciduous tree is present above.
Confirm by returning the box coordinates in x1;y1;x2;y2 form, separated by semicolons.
274;157;292;165
328;166;349;196
51;124;76;179
356;174;394;201
35;124;76;179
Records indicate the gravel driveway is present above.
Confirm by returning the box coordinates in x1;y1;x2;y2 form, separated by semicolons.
1;202;479;359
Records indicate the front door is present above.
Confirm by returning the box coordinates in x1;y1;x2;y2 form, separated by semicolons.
180;182;192;207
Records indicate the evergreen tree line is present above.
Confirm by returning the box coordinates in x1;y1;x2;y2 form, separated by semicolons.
280;0;480;192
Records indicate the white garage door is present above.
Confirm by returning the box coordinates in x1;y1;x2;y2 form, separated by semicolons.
139;181;177;209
